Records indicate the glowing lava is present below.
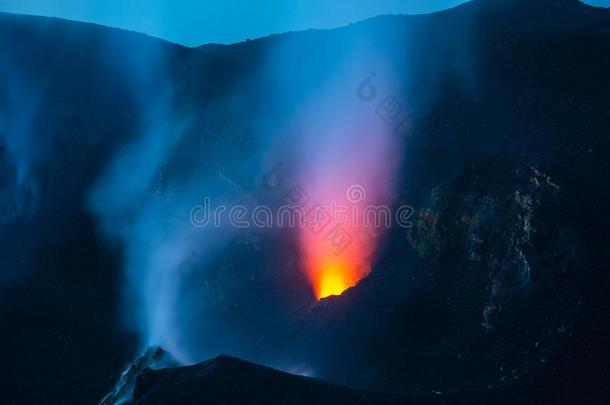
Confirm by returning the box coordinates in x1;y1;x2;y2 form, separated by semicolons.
302;234;374;299
311;253;365;299
318;264;353;298
287;70;405;300
299;205;374;299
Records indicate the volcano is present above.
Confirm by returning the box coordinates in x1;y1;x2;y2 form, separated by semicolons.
1;0;610;403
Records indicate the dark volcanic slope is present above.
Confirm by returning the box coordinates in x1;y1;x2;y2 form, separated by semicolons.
131;354;528;405
126;352;575;404
131;355;403;405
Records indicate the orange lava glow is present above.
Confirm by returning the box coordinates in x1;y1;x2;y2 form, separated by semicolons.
300;223;373;299
314;257;362;299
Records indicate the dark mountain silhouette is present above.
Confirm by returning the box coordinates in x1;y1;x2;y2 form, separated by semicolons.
130;353;405;405
1;0;609;403
108;349;525;404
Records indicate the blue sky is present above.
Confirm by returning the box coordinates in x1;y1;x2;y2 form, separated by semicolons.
0;0;608;46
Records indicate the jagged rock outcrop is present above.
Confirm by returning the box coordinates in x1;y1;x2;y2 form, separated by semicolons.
100;347;178;405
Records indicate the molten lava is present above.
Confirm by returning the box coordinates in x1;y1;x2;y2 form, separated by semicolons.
300;217;373;299
313;255;364;298
318;264;353;298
